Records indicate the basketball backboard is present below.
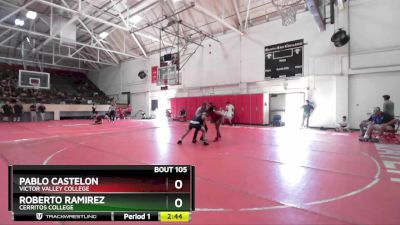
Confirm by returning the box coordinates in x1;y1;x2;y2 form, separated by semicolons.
18;70;50;89
157;65;179;86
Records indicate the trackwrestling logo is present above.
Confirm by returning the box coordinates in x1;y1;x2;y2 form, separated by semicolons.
36;213;43;220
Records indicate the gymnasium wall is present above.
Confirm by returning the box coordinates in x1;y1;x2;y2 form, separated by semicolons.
349;0;400;70
89;11;342;127
88;59;148;114
349;72;400;128
89;0;400;128
347;0;400;127
170;94;264;125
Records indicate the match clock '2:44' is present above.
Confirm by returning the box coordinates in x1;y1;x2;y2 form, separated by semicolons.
159;212;191;222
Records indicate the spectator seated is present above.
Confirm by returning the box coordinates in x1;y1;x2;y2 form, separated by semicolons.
378;119;400;144
335;116;351;132
272;115;282;127
176;108;187;122
359;107;398;143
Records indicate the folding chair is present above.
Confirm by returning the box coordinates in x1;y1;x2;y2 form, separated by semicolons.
378;119;400;144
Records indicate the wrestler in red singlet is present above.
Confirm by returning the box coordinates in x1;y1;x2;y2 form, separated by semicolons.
208;105;224;141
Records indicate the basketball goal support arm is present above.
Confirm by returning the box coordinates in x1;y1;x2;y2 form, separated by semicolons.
305;0;326;31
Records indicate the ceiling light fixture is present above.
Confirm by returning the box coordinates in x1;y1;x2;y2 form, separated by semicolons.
14;18;25;26
26;11;37;20
99;31;109;39
129;15;142;24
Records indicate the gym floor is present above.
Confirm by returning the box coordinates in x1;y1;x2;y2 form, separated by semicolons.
0;119;399;224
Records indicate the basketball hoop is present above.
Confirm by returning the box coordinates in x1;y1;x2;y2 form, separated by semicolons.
29;77;41;90
272;0;302;26
32;83;39;90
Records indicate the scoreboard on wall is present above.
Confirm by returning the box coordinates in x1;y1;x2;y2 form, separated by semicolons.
265;39;304;79
9;165;194;222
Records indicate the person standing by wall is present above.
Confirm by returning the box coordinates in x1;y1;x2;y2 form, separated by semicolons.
301;100;314;128
108;103;116;122
1;100;12;122
13;100;23;122
225;101;235;126
29;103;37;122
92;103;97;118
382;95;395;117
38;103;46;121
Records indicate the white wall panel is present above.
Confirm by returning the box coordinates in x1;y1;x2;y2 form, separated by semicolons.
89;1;400;128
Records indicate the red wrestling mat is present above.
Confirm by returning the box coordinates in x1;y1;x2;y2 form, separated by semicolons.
0;119;399;224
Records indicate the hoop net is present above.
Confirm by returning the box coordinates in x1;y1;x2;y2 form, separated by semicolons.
272;0;302;26
32;83;39;90
30;80;40;90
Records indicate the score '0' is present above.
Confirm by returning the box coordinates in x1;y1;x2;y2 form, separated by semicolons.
175;198;183;208
175;180;182;189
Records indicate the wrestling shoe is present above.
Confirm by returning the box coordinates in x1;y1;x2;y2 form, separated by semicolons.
358;137;370;142
370;138;380;143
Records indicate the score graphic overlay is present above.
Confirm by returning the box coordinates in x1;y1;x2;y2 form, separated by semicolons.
8;165;195;222
265;39;304;79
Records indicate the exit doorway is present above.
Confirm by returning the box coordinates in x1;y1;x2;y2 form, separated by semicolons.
270;92;305;127
151;95;170;120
